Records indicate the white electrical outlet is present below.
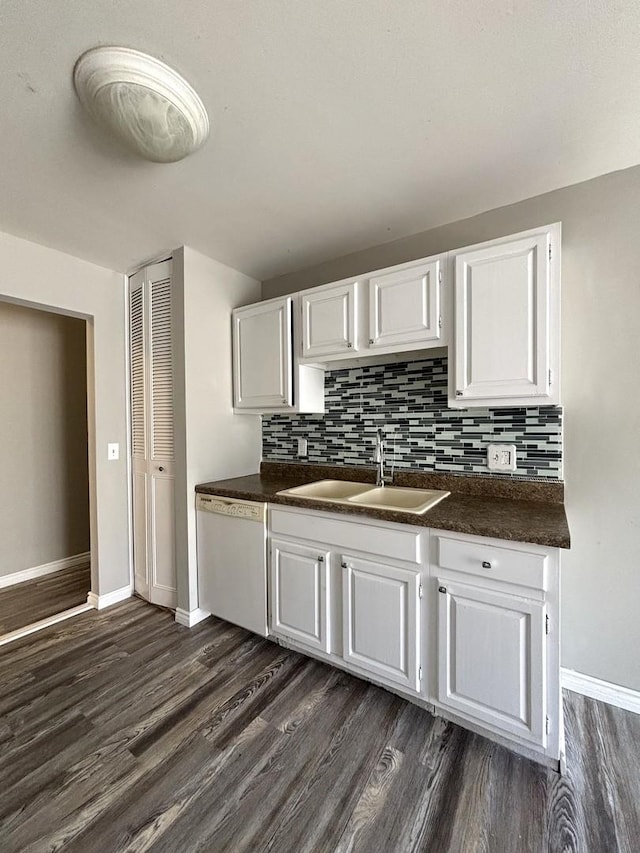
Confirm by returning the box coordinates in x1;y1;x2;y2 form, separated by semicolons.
107;442;120;461
487;444;517;472
297;438;308;457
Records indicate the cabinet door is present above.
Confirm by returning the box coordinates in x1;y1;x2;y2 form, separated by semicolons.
453;226;558;406
438;580;547;745
342;556;421;692
369;259;441;349
301;282;357;358
233;298;293;409
270;539;331;652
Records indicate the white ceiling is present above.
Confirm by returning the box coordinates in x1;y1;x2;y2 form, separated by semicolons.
2;1;640;279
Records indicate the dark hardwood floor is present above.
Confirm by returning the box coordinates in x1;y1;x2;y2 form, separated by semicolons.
0;598;638;852
0;563;91;635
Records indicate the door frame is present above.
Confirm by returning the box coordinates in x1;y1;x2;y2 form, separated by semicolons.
0;293;133;605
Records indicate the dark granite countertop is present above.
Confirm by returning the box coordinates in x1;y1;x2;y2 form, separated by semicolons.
196;463;570;549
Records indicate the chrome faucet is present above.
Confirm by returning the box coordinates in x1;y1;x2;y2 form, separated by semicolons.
374;428;387;487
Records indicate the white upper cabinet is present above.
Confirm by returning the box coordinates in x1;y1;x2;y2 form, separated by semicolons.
368;257;444;351
233;296;324;414
301;280;358;359
451;223;560;408
233;297;293;410
299;257;448;364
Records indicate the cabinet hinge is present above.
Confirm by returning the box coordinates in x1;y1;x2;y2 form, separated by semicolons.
549;243;552;261
546;715;550;735
418;584;424;599
438;315;442;329
545;614;550;635
438;268;442;284
548;368;552;386
419;666;423;681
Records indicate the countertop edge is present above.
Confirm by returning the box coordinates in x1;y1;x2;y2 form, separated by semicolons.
195;477;571;550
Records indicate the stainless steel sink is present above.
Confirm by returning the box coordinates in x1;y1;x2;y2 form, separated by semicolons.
277;480;449;515
278;480;374;501
347;486;450;515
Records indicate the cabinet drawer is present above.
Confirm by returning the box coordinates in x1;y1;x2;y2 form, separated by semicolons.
270;508;422;564
436;535;548;591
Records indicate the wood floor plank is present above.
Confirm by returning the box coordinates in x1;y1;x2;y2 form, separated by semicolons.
333;745;405;853
153;670;371;853
0;598;153;681
3;746;139;851
1;599;639;853
0;564;91;634
258;686;405;853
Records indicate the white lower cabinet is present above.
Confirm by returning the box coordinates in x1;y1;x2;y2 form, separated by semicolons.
267;507;561;768
342;555;421;692
431;529;560;764
270;538;331;653
437;580;547;746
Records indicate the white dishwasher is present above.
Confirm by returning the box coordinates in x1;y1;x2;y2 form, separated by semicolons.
196;493;268;637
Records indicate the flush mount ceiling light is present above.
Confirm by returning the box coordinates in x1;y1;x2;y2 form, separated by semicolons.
73;46;209;163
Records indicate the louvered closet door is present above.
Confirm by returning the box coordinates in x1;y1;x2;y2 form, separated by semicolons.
129;260;177;609
130;270;150;599
147;263;177;607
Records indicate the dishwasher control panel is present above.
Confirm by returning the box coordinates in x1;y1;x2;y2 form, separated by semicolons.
196;493;266;522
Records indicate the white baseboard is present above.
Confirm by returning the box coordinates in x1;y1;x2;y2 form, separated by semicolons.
562;667;640;715
175;607;211;628
87;585;132;610
0;551;90;589
0;603;93;648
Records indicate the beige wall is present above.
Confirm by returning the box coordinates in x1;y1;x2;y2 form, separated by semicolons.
173;246;262;613
0;230;129;597
0;302;89;576
263;165;640;692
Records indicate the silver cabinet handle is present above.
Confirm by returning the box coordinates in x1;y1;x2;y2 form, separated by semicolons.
438;586;447;594
341;561;348;569
318;555;324;563
158;466;165;472
346;342;353;348
456;390;463;396
369;338;374;345
482;560;492;569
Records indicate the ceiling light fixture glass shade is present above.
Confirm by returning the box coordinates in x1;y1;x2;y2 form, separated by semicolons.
73;47;209;163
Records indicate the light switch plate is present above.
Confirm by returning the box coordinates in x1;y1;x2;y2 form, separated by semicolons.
107;442;120;461
297;438;308;457
487;444;517;472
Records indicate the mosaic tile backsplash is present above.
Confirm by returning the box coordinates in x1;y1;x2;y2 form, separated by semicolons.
262;356;563;480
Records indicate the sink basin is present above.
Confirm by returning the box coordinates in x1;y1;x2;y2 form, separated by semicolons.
278;480;374;501
348;486;450;515
277;480;449;516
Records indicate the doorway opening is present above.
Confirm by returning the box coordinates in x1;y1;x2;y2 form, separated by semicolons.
0;301;92;639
